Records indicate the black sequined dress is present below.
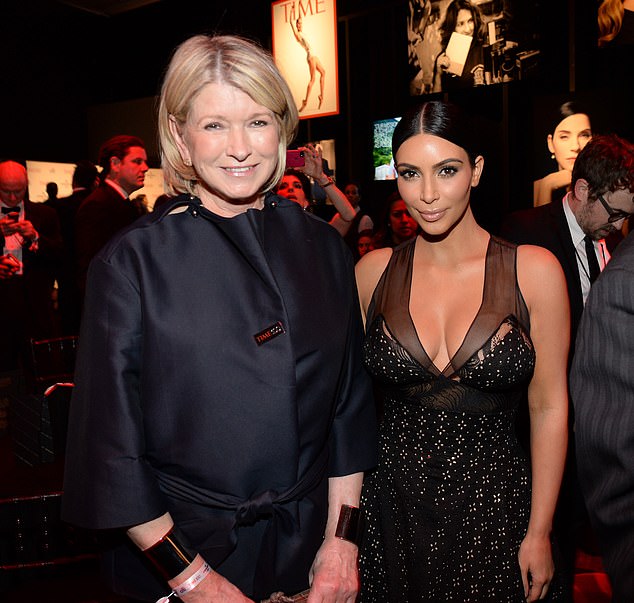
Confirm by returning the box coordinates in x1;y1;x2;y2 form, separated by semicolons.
359;236;562;602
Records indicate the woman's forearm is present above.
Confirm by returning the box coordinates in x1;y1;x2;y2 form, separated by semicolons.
323;473;364;541
526;405;568;537
316;176;356;222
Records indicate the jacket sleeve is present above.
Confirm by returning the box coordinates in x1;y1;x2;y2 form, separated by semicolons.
62;253;166;529
327;245;378;477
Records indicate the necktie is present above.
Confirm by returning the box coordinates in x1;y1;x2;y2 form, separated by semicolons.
584;235;600;283
1;206;20;214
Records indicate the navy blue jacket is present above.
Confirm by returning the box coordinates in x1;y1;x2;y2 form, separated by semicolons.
62;193;377;600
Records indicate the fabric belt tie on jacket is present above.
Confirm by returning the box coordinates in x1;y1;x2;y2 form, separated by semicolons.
153;448;329;593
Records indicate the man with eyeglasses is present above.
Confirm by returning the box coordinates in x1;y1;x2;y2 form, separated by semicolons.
500;133;634;593
570;182;634;603
501;134;632;349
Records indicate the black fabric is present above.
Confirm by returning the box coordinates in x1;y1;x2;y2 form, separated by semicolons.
571;233;634;603
584;235;600;283
499;196;623;593
499;199;623;362
46;188;94;335
62;193;377;601
0;200;63;372
359;236;565;601
74;182;143;299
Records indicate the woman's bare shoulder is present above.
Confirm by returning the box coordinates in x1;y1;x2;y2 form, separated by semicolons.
515;244;567;304
516;243;562;271
355;247;393;303
356;246;392;276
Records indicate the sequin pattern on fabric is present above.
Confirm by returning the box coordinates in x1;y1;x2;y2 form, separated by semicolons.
358;237;563;602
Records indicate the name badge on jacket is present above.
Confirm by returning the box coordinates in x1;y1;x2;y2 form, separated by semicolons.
254;321;285;346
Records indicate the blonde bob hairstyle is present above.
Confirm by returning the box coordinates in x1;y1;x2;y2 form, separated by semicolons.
158;34;299;197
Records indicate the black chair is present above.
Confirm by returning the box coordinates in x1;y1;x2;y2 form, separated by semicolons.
29;336;78;389
8;337;78;466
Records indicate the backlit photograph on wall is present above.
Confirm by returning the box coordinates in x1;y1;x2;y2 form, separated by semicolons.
272;0;339;119
373;118;401;181
407;0;541;95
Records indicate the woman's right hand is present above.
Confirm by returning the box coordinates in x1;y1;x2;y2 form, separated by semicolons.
173;564;255;603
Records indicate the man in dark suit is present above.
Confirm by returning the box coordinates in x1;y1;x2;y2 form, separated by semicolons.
501;149;625;355
75;135;148;302
46;160;99;335
570;230;634;603
0;160;64;372
500;134;633;591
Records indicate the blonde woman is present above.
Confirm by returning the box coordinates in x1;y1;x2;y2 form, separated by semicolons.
62;34;376;603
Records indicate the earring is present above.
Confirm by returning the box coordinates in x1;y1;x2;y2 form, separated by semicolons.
550;153;555;160
184;159;192;167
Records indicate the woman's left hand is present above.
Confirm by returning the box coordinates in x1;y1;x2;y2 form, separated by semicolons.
518;533;555;602
306;536;359;603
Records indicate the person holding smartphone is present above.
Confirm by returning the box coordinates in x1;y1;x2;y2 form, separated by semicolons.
277;143;357;236
0;160;63;372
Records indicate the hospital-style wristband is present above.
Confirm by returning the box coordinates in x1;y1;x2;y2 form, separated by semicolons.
334;504;361;545
144;525;197;579
156;561;212;602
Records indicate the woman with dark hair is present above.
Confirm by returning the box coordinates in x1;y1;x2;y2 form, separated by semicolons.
356;101;569;601
354;229;376;261
533;101;592;207
372;191;419;249
276;144;357;236
277;168;312;208
433;0;486;91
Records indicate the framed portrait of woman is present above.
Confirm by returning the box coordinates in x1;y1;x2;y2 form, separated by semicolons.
407;0;542;95
272;0;339;119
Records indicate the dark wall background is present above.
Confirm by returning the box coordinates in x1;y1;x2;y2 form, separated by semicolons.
2;0;632;232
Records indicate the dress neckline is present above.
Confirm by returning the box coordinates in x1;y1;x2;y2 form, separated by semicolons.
405;236;492;379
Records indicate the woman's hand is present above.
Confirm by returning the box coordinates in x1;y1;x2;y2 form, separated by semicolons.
173;561;255;603
306;536;359;603
298;144;324;181
517;533;555;602
128;516;254;603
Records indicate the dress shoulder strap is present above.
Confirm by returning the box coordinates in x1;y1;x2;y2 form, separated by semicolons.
366;238;416;328
449;236;531;373
486;236;530;330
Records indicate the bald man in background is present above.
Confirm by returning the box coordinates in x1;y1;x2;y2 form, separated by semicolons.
0;160;63;372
